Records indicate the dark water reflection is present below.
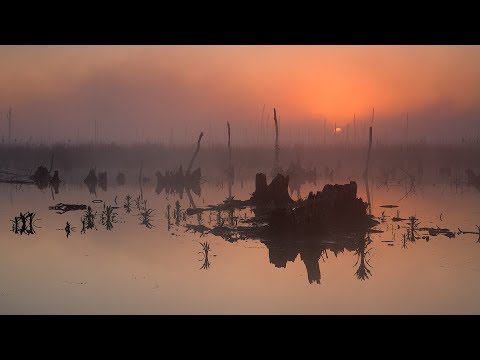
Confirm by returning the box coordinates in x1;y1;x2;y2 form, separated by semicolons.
1;172;480;314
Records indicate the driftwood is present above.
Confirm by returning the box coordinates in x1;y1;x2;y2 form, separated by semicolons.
185;197;251;216
49;203;87;214
418;226;455;238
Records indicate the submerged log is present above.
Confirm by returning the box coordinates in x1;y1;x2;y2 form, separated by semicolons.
49;203;87;214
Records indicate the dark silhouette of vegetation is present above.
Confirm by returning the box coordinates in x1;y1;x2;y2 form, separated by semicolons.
80;206;97;233
123;194;132;213
101;204;118;230
64;221;73;238
11;211;38;235
198;241;211;270
138;200;155;229
354;234;373;280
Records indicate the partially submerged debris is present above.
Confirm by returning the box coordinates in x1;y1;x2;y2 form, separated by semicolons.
49;203;87;214
266;180;377;235
0;154;63;195
251;173;294;209
418;226;455;238
392;210;408;222
185;172;378;243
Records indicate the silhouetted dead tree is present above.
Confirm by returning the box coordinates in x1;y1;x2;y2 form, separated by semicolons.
187;132;204;174
273;108;280;175
364;127;373;214
227;121;233;200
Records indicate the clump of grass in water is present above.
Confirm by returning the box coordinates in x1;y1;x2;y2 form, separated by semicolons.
124;194;132;213
81;206;97;234
134;195;143;211
138;200;155;229
101;204;118;231
198;241;211;270
11;211;38;235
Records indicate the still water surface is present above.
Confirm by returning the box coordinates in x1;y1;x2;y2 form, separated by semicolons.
1;175;479;314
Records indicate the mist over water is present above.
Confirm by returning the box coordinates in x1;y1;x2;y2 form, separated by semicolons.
1;45;480;314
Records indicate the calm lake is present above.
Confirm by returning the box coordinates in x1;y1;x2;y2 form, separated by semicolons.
1;173;479;314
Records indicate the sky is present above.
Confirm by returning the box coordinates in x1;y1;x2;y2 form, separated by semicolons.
1;45;479;145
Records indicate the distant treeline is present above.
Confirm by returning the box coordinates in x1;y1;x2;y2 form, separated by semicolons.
0;142;479;180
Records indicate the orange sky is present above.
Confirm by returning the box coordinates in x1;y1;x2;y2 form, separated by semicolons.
1;45;479;144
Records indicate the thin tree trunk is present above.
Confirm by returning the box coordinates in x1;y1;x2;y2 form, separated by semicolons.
187;132;204;174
